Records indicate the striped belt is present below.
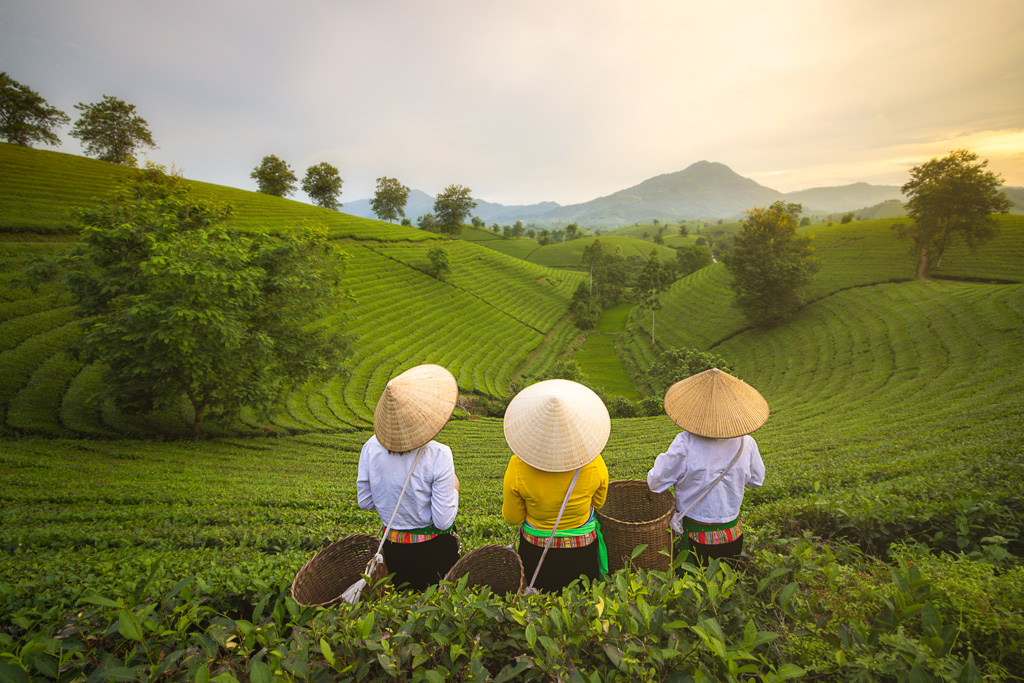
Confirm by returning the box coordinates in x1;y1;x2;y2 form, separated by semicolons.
522;528;597;548
386;529;439;544
688;520;742;546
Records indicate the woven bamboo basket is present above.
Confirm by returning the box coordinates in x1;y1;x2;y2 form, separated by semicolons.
597;479;674;573
443;544;524;596
291;534;389;606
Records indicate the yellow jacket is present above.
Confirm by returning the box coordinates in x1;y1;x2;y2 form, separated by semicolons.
501;454;608;530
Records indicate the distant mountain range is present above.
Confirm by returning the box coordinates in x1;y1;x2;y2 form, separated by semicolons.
339;161;1024;227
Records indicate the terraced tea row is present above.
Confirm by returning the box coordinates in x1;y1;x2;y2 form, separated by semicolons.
5;276;1021;592
0;238;581;437
624;216;1024;366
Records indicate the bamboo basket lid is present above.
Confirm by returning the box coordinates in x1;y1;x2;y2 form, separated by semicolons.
663;368;768;438
373;364;457;452
503;379;610;472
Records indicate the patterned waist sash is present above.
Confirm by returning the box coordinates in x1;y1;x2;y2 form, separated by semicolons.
385;523;453;544
684;517;742;546
522;513;609;574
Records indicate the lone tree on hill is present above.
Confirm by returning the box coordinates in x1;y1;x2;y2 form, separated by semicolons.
637;249;674;343
433;184;477;236
427;246;451;280
35;164;350;439
70;95;155;164
371;176;411;223
895;149;1011;280
301;162;343;209
0;72;69;147
722;201;818;327
251;155;297;197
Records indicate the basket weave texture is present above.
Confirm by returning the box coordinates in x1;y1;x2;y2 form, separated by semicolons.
291;534;389;606
443;544;524;596
597;480;674;573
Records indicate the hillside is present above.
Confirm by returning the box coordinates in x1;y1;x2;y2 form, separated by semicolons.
0;145;585;438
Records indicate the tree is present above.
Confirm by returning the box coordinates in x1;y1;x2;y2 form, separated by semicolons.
840;211;855;224
417;213;436;230
721;201;818;326
0;72;69;147
251;155;297;197
676;244;713;277
637;250;672;344
799;217;811;227
302;162;343;209
581;239;605;294
471;216;484;229
433;184;477;236
371;176;411;223
565;223;579;240
678;224;689;237
70;95;155;164
38;164;350;439
895;149;1011;280
427;246;451;280
646;347;733;394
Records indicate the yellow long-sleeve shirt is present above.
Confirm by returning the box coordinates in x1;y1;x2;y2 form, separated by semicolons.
501;454;608;530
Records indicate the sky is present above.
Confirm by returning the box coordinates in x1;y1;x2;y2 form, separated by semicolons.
3;0;1024;207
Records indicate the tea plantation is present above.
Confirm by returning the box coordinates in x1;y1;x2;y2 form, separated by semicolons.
1;144;1023;681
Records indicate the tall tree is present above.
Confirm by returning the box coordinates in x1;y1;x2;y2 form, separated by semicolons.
636;250;673;343
581;239;605;294
37;164;350;439
70;95;155;165
896;149;1011;280
722;201;818;327
251;154;297;197
0;72;69;147
433;184;477;236
301;162;343;209
370;176;411;223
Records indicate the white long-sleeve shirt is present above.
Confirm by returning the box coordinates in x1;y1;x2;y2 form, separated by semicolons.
647;432;765;524
356;435;459;531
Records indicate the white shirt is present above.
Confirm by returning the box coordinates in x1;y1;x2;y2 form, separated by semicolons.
356;436;459;531
647;432;765;524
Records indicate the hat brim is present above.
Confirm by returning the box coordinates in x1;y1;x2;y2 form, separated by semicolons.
664;368;768;438
503;379;610;472
374;364;458;452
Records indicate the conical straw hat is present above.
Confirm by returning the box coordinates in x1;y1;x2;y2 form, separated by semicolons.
503;379;610;473
663;368;769;438
374;364;458;452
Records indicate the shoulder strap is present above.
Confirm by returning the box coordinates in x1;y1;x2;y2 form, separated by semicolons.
526;467;581;594
372;445;426;562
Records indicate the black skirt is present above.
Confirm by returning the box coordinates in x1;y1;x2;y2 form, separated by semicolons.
517;536;600;593
382;534;460;591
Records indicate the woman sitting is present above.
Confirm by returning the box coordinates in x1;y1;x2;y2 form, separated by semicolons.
357;364;461;591
647;368;767;565
501;379;610;593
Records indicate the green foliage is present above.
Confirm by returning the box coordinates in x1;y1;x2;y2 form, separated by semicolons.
427;245;451;280
0;72;69;147
433;184;477;236
69;95;155;165
301;161;343;209
722;201;819;327
37;165;351;438
370;176;410;223
250;154;297;198
647;347;733;395
896;149;1011;280
676;244;713;277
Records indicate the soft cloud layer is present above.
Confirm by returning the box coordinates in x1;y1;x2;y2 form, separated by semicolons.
2;0;1023;205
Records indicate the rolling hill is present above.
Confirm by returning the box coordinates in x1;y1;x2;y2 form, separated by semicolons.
2;144;1023;680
